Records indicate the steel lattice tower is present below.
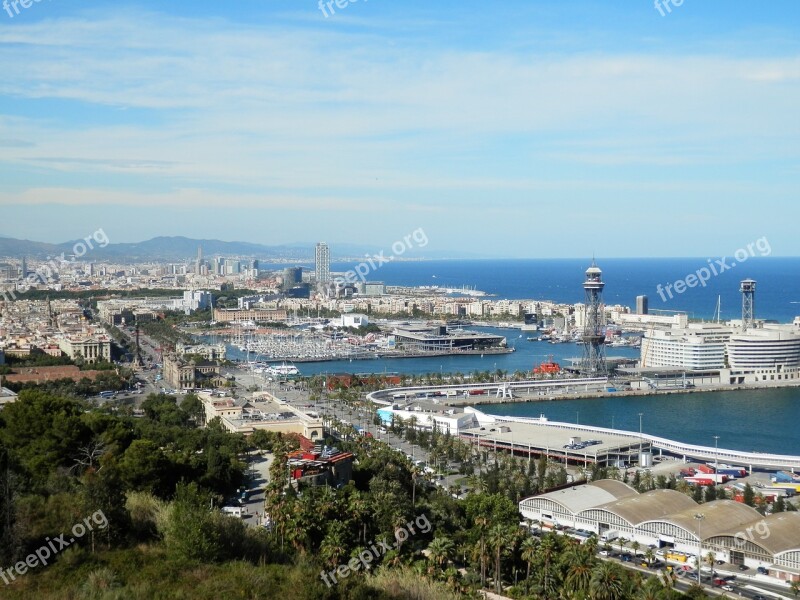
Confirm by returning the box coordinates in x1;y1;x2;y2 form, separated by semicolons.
740;279;756;331
580;261;607;376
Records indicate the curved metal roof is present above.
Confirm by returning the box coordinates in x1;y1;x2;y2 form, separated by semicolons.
529;480;638;516
661;499;762;541
590;489;698;526
713;511;800;557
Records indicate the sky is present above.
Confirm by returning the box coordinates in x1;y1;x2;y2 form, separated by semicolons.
0;0;798;258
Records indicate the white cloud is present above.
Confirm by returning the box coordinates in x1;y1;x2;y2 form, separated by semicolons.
0;7;798;226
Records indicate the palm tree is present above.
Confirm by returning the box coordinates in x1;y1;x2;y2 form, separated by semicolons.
616;536;628;557
319;520;349;569
636;577;662;600
657;568;678;594
427;536;455;577
644;547;655;566
590;561;626;600
538;534;559;599
488;524;514;593
585;534;599;555
565;560;594;596
520;536;538;589
789;580;800;598
631;540;641;558
705;551;716;575
474;515;489;587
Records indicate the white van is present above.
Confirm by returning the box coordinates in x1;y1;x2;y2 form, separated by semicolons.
222;506;243;518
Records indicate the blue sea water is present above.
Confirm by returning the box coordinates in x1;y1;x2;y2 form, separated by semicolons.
226;325;641;377
246;257;800;455
296;257;800;323
482;388;800;455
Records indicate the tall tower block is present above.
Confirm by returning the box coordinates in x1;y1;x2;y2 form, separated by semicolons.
315;242;331;283
580;261;607;376
740;279;756;331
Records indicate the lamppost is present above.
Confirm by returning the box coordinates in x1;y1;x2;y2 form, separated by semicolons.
638;413;644;465
713;435;720;473
694;513;704;585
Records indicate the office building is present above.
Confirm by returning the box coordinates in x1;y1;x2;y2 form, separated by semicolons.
636;295;648;315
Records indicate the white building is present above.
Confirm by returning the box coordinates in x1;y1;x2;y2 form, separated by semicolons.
641;320;800;379
181;290;213;312
519;480;800;581
56;334;112;363
641;323;732;369
725;325;800;384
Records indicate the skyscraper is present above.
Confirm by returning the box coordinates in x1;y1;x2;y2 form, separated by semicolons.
636;295;648;315
195;245;203;275
315;242;331;283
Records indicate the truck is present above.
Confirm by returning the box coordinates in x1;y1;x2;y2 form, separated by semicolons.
685;477;715;486
770;482;800;493
680;467;697;477
600;530;619;542
717;467;747;478
773;471;800;483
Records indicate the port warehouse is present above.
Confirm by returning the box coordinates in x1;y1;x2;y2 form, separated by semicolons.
518;480;800;582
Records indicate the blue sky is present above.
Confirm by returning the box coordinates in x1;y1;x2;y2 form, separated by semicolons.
0;0;798;258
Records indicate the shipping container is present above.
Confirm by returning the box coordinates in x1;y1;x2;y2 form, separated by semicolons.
770;482;800;493
717;467;746;478
696;464;715;474
773;471;800;483
685;477;715;486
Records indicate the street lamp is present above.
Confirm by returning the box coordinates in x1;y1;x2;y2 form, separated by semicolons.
638;413;644;465
694;513;704;585
713;435;720;473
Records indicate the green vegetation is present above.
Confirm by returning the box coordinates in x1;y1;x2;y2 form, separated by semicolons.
0;387;701;598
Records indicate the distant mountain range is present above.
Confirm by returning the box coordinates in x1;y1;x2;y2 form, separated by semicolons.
0;235;463;262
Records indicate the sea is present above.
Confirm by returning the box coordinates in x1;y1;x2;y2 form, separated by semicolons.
241;257;800;455
277;257;800;323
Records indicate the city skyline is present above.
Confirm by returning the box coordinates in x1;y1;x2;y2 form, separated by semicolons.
1;1;799;258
